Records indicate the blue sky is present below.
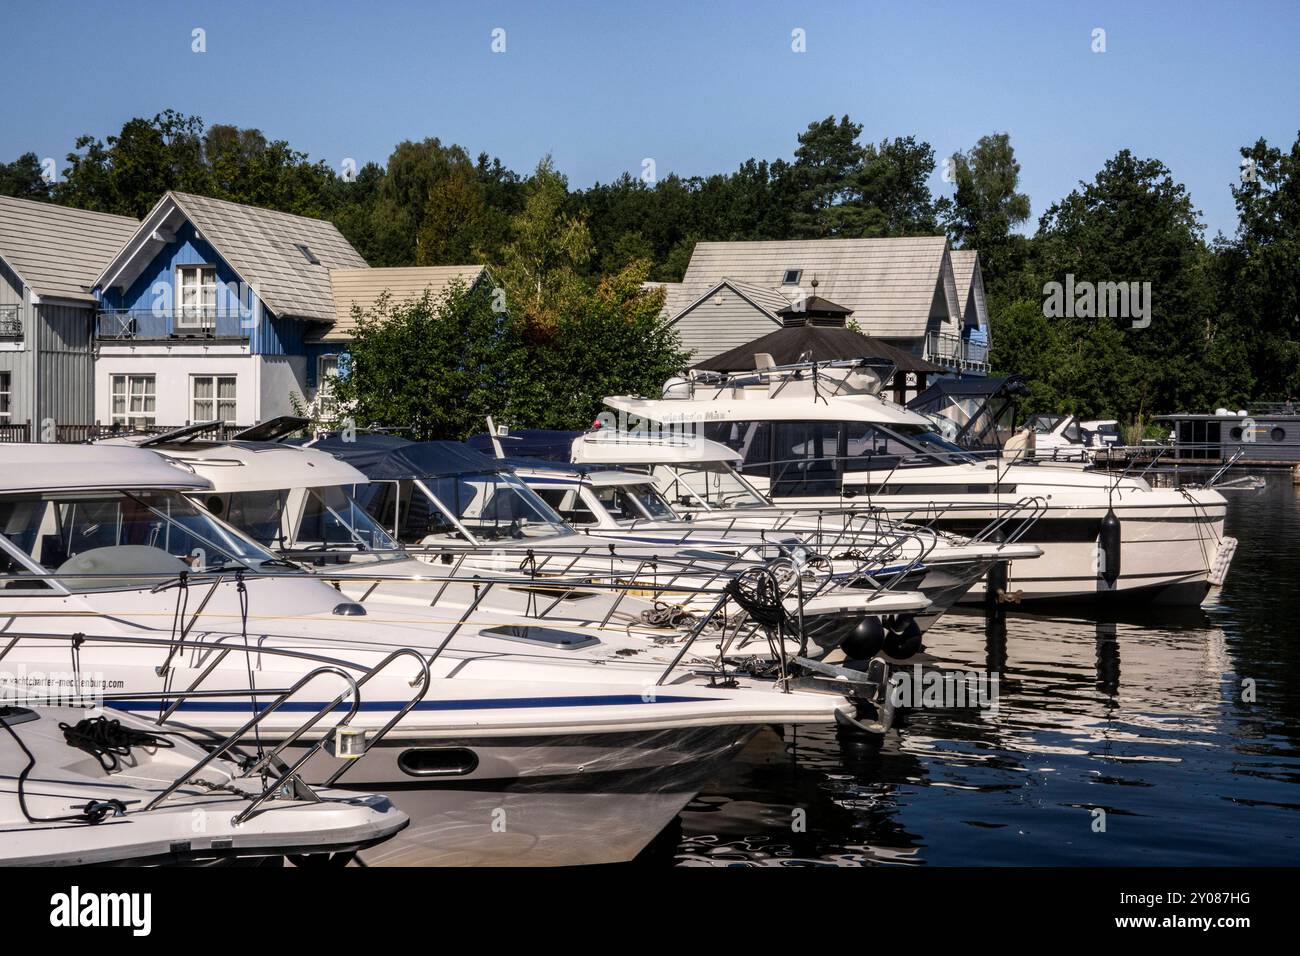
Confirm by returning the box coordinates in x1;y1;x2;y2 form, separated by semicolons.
2;0;1296;238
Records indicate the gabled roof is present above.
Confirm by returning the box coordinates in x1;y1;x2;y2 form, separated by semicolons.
676;237;958;339
319;265;487;342
0;196;139;303
96;191;367;321
949;248;988;331
643;281;691;319
675;277;794;324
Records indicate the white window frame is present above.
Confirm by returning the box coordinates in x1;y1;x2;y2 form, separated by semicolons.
0;371;11;421
111;374;156;428
176;264;217;329
317;354;340;394
191;374;238;424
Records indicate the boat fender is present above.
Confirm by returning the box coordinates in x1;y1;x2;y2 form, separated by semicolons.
841;617;885;660
1098;509;1122;586
883;617;923;660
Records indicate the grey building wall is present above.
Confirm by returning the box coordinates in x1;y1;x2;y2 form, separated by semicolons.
0;257;95;438
673;287;782;363
35;302;95;431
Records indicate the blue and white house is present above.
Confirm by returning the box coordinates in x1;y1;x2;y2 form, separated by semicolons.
91;191;370;428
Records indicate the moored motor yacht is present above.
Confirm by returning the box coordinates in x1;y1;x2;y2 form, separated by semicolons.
301;434;935;656
0;701;409;866
604;362;1236;605
115;426;929;666
0;442;887;866
493;444;1041;635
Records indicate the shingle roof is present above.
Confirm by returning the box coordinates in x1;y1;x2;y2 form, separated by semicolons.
949;249;978;301
676;237;957;339
643;281;691;319
949;248;988;330
95;192;368;321
319;265;487;342
167;192;367;321
0;196;139;303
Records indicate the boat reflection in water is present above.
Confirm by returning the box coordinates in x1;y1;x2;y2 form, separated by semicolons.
676;469;1300;869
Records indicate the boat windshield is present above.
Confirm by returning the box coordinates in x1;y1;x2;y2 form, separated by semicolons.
654;462;770;511
596;483;678;522
413;471;573;543
622;484;678;521
200;486;404;563
0;489;283;591
704;419;980;481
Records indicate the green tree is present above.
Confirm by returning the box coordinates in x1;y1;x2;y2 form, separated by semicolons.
944;132;1032;294
329;280;522;440
1217;131;1300;399
0;153;52;200
1030;150;1216;419
856;136;944;236
495;157;593;327
787;115;869;237
507;261;685;429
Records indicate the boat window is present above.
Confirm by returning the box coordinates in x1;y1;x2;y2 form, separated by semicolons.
418;472;572;542
0;539;49;590
0;490;278;591
770;421;842;497
1061;420;1083;443
843;422;912;471
481;624;601;649
298;485;402;557
701;421;771;476
205;489;290;548
593;485;643;522
533;486;598;525
623;484;677;520
1026;414;1064;433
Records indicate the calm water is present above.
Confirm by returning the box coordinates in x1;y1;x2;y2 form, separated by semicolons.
672;472;1300;866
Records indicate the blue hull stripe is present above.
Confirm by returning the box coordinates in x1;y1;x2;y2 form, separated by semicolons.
110;694;717;714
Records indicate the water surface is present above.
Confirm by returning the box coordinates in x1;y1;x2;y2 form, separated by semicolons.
674;472;1300;866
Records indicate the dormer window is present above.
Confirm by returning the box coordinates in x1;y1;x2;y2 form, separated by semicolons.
781;269;802;286
296;243;320;265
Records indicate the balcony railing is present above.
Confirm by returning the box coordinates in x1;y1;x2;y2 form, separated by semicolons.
96;309;252;342
0;304;20;339
0;421;251;444
924;330;989;374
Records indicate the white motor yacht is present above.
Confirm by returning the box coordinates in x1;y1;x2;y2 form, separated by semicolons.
498;448;1041;636
0;443;885;867
604;363;1235;606
300;434;934;656
116;427;929;667
0;701;408;866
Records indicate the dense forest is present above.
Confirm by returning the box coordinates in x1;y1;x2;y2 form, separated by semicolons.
4;110;1298;430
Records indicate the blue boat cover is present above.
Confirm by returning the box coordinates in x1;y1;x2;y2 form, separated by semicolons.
465;429;582;463
311;434;508;479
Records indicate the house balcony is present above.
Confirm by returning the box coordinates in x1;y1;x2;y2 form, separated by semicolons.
0;304;20;340
924;330;989;374
95;309;251;342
